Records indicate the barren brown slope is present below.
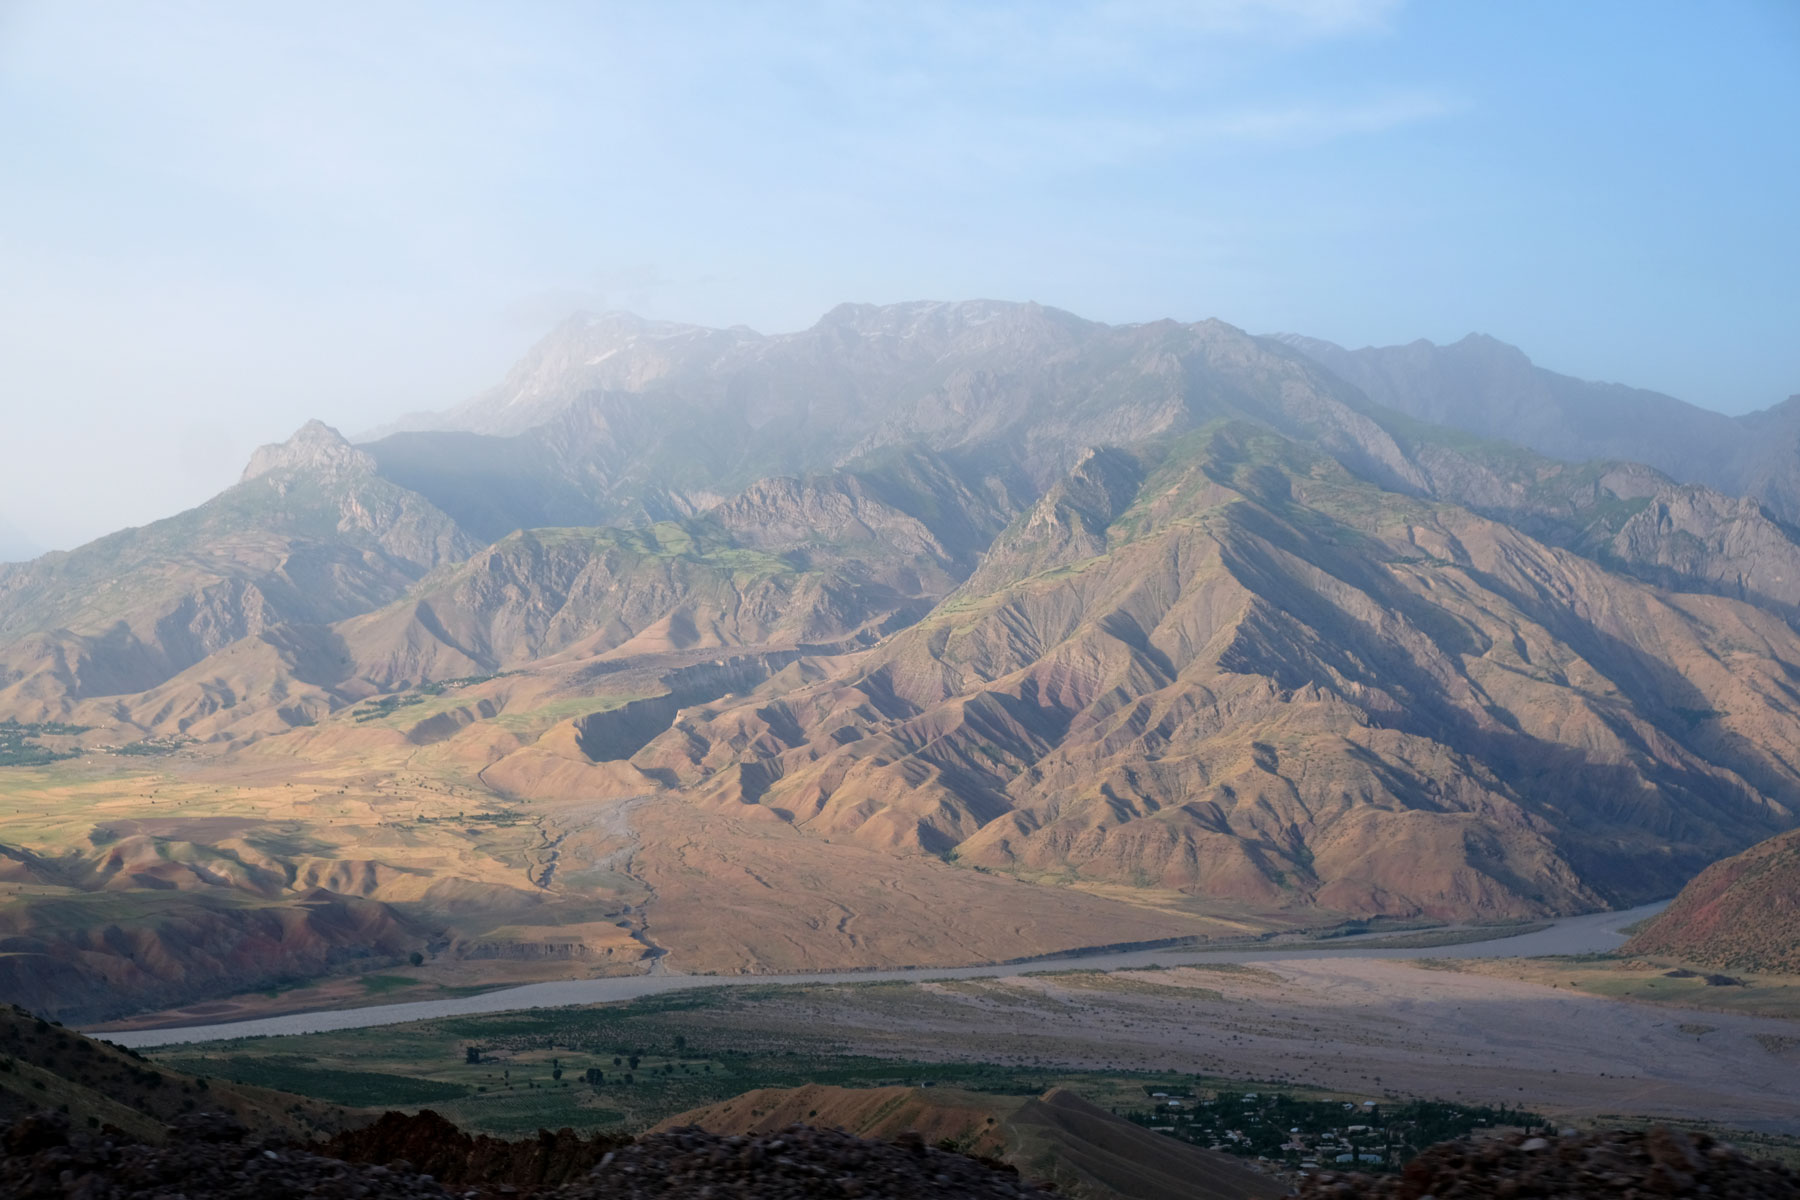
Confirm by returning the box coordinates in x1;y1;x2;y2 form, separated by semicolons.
635;424;1800;920
331;523;915;694
622;794;1210;975
0;862;424;1025
65;450;1004;743
1622;826;1800;973
659;1083;1288;1200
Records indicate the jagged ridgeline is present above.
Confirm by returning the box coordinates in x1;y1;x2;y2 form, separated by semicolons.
0;299;1797;1019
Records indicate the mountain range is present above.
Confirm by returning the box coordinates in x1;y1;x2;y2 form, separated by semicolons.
2;299;1797;1018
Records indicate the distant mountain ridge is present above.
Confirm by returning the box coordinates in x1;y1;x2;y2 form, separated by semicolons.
361;300;1433;538
1275;331;1800;523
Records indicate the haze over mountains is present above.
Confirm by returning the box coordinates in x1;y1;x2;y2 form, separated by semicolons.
1278;332;1800;523
0;514;40;566
3;298;1799;1018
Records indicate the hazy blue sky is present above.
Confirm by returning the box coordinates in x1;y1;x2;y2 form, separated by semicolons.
2;0;1797;551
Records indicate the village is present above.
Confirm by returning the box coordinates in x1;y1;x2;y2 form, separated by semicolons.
1124;1088;1543;1173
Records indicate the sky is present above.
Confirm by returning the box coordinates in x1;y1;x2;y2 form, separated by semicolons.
1;1;1797;553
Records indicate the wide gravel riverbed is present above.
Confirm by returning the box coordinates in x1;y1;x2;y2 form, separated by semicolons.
98;901;1666;1047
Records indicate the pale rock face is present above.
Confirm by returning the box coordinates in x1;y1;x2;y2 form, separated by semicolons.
1607;485;1800;616
241;420;375;483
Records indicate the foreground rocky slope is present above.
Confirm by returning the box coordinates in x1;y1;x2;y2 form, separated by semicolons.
1298;1127;1799;1199
0;1110;1054;1200
1623;826;1800;973
0;1005;346;1143
8;1106;1799;1200
637;425;1800;918
663;1083;1287;1200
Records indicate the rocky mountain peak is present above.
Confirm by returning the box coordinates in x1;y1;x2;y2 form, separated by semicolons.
806;298;1086;346
240;420;373;483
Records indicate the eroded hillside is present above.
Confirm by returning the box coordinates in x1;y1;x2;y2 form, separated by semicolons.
632;426;1800;919
2;302;1798;1022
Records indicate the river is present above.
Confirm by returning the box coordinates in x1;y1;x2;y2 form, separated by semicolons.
97;900;1666;1047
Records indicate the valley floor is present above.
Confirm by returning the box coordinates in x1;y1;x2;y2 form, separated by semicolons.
137;941;1800;1144
692;957;1800;1136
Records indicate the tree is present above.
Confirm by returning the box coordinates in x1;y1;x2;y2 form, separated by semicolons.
465;1048;480;1065
409;951;425;967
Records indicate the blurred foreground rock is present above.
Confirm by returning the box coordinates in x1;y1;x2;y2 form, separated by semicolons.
1299;1127;1800;1198
0;1109;1050;1199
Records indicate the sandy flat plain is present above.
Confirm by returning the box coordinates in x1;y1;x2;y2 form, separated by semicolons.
672;956;1800;1135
